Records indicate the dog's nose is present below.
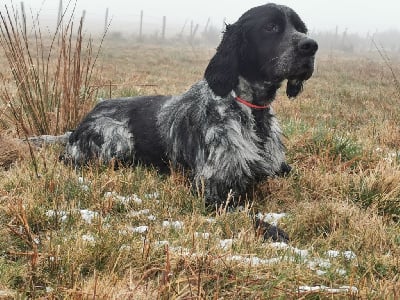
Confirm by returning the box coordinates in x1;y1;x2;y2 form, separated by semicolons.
298;38;318;56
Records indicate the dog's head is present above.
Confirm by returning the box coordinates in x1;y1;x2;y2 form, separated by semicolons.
205;3;318;99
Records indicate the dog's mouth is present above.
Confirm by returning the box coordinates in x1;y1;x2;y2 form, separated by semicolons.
266;56;315;85
284;58;315;98
289;59;315;81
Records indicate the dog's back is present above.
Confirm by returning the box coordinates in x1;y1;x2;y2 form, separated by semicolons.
63;95;170;171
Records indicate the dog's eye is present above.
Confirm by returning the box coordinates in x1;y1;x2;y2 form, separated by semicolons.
264;23;279;33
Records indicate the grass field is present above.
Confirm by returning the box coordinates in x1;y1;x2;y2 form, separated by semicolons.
0;37;400;299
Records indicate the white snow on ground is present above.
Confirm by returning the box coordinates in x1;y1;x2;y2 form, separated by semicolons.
257;212;287;225
46;199;358;293
79;209;98;224
46;209;98;224
298;285;358;294
129;225;149;233
45;210;68;222
147;215;157;221
104;191;143;205
81;234;96;245
227;255;282;265
78;176;90;191
162;220;184;230
155;240;169;246
145;192;159;199
327;250;356;260
205;218;216;224
129;209;150;217
194;232;211;239
219;239;233;250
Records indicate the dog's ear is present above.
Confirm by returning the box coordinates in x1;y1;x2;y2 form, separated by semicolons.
204;24;241;97
286;80;304;98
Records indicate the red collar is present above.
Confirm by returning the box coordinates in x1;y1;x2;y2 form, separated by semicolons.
235;96;270;110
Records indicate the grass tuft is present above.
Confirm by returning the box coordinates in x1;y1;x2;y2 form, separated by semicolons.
0;2;103;136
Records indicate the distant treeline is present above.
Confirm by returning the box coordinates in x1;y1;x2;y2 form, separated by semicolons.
311;28;400;53
107;25;400;53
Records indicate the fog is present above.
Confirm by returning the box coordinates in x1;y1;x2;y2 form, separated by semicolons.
3;0;400;51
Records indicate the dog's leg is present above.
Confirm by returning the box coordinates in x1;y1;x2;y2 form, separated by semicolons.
254;215;289;243
196;165;290;243
277;162;292;177
262;115;292;177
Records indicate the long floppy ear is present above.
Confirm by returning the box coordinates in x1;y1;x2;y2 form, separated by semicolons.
286;79;304;98
204;24;241;97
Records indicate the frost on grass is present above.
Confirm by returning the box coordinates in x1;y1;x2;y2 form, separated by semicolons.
45;210;68;222
45;204;358;290
298;285;358;294
257;212;287;225
227;255;282;265
46;209;99;224
326;250;356;260
78;176;90;191
104;191;143;205
219;239;233;250
194;232;211;239
79;209;99;224
129;209;150;217
81;234;96;245
127;225;149;234
162;220;184;230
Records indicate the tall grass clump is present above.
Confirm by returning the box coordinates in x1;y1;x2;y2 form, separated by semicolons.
0;2;103;136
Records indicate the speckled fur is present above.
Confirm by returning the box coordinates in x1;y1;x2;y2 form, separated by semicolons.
63;3;318;208
157;78;287;204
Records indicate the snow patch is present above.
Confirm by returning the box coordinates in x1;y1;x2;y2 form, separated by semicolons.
195;232;211;239
82;234;96;244
298;285;358;294
46;210;68;222
104;191;143;205
219;239;233;250
79;209;98;224
129;226;149;233
162;220;184;230
257;212;287;226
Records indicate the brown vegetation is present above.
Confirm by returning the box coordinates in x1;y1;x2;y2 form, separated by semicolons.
0;8;400;298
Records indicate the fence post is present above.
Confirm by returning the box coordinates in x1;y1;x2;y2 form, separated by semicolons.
139;10;143;41
203;17;210;34
20;2;27;37
81;10;86;23
161;16;166;40
104;8;109;34
57;0;63;26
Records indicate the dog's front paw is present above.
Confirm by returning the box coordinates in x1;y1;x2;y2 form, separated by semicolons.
255;219;289;243
276;162;292;177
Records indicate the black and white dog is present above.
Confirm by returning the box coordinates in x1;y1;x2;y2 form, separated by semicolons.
62;3;317;241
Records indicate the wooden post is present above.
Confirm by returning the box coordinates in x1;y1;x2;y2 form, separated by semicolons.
179;19;187;38
20;2;26;37
139;10;143;41
190;24;199;44
81;10;86;23
203;17;210;34
57;0;63;26
161;16;166;40
104;8;109;34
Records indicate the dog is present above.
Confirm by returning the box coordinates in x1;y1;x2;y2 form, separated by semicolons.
62;3;318;242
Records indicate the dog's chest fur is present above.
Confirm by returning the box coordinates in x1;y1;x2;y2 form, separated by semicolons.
157;79;286;185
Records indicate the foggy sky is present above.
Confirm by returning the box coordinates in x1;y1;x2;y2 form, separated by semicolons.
5;0;400;35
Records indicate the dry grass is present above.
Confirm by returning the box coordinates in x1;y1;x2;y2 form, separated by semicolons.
0;27;400;300
0;3;102;137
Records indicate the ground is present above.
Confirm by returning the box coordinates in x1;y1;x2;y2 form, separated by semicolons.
0;40;399;298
